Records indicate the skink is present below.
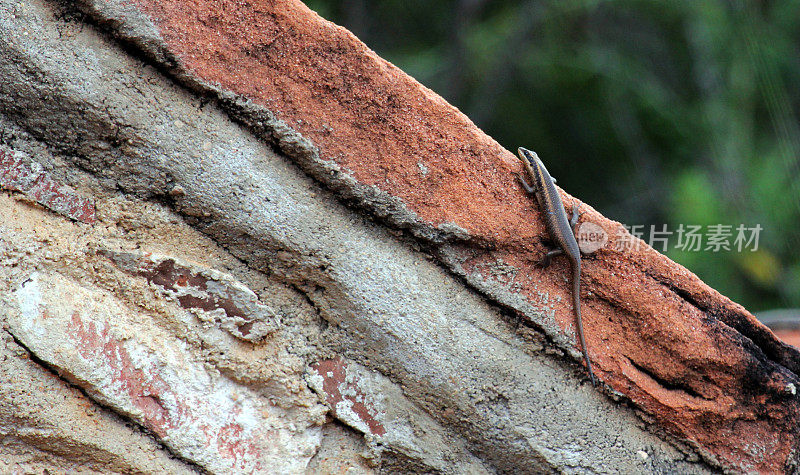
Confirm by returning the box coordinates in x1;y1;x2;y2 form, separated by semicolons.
517;147;596;385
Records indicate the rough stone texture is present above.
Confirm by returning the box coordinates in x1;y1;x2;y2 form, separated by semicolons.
307;357;492;473
102;249;279;342
309;358;387;438
0;0;796;472
305;423;373;474
0;319;195;474
0;146;95;223
11;271;320;473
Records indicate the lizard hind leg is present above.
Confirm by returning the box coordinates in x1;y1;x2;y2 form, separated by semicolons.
536;248;563;268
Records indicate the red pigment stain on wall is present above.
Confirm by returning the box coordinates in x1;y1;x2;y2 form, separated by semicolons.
311;358;385;436
65;311;261;467
67;311;176;437
135;257;252;334
0;149;96;224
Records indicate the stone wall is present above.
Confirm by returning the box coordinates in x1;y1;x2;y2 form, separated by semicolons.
0;0;797;472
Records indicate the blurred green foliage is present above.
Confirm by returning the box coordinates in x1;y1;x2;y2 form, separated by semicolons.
304;0;800;313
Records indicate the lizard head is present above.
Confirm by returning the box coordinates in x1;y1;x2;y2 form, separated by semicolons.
518;147;550;176
517;147;555;190
517;147;542;168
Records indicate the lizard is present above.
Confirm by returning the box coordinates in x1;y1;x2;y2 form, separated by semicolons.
516;146;596;386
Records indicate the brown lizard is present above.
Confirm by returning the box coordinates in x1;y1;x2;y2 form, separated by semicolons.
517;147;596;385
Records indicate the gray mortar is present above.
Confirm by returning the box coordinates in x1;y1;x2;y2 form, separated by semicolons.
0;0;715;473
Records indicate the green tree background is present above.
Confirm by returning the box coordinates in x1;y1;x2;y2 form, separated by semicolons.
305;0;800;317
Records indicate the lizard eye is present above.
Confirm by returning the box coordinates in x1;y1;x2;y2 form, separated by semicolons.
517;147;533;163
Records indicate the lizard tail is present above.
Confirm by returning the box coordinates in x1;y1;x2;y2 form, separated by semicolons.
573;261;596;385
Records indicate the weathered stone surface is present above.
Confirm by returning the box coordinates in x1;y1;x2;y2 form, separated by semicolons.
0;169;334;473
0;146;95;224
0;317;194;474
310;358;386;437
308;357;492;473
305;423;374;474
102;249;278;342
63;0;799;471
0;0;794;472
10;271;321;473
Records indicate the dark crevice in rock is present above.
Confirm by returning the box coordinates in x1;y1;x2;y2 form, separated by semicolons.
626;356;712;401
673;284;800;377
638;263;800;379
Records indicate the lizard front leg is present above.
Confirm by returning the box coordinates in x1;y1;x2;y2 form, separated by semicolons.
518;175;536;194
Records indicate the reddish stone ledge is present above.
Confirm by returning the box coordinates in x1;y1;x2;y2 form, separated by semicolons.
78;0;800;471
